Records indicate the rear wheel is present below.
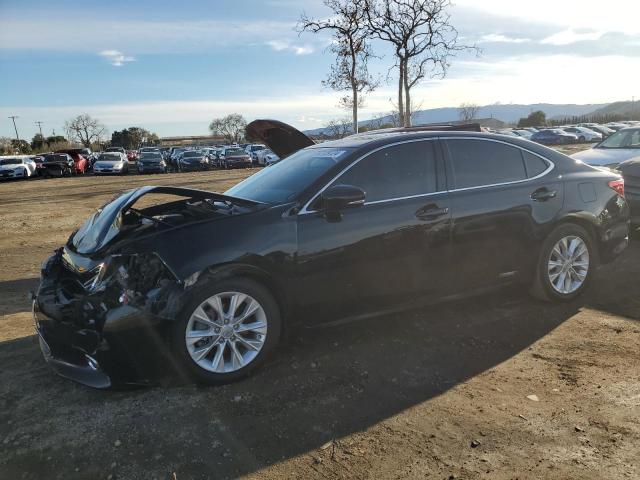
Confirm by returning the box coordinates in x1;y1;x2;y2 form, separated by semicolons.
531;224;594;302
169;277;281;385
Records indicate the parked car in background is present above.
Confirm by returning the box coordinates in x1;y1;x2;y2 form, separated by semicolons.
41;153;76;177
496;129;519;137
34;120;629;387
0;157;37;180
178;150;210;172
571;127;640;168
531;129;578;145
105;147;126;154
245;144;266;164
54;149;88;174
31;155;46;175
606;123;628;131
170;148;187;170
220;147;252;169
255;148;279;166
127;150;139;162
562;126;602;143
137;152;168;174
92;152;130;175
577;123;614;138
511;129;533;139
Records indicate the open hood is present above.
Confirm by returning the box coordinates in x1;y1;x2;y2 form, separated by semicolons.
69;186;262;255
246;119;315;159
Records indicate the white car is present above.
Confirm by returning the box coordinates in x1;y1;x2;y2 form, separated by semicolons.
562;126;602;142
0;157;37;180
571;127;640;168
245;144;266;163
92;152;130;175
255;148;280;166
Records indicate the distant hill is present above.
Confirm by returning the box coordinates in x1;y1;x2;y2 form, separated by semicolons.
585;100;639;117
304;102;609;136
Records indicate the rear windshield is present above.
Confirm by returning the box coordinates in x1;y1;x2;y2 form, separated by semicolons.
225;148;245;156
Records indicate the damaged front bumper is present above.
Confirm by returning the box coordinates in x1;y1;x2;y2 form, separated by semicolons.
34;249;183;388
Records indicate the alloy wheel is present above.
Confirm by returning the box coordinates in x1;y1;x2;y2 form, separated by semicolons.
185;292;267;373
547;235;589;294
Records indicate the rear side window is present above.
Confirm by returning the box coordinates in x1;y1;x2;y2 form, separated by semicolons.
446;139;527;189
523;151;548;177
333;141;437;202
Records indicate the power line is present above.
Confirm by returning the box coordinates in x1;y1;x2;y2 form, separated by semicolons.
35;121;44;138
8;116;20;141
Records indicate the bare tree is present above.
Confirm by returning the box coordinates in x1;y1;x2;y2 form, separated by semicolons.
365;0;476;127
64;114;107;147
209;113;247;143
325;118;353;138
299;0;377;134
458;102;480;122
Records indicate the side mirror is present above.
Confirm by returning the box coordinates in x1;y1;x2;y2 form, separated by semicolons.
322;184;365;214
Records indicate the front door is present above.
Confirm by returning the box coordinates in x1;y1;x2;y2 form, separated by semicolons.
294;139;452;324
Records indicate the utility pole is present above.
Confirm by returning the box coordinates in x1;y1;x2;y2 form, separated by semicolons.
8;116;20;141
35;121;44;138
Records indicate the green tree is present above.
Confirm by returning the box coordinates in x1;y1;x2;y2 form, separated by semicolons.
517;110;547;128
10;139;31;154
31;133;45;150
110;127;160;150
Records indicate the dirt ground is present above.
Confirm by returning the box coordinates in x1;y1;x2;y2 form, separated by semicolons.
1;164;639;480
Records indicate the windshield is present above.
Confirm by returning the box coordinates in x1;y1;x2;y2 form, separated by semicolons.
140;153;162;160
597;129;640;149
225;147;351;204
225;148;245;156
183;151;202;158
98;154;121;161
44;155;68;162
0;159;21;166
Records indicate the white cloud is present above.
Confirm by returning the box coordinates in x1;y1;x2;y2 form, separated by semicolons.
541;29;604;46
479;34;531;44
99;49;135;66
266;40;313;55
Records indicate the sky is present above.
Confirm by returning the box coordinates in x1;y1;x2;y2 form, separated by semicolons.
1;0;639;140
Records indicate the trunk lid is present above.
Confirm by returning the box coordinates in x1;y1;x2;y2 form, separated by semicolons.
245;119;315;158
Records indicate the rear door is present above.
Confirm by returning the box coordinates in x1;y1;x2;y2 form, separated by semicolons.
443;137;563;292
294;139;452;323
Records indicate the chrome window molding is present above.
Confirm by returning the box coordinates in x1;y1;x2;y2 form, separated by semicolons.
440;136;555;193
298;136;556;215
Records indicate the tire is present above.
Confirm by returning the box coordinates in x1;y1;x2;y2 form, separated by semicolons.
579;136;585;143
169;277;282;385
530;223;595;302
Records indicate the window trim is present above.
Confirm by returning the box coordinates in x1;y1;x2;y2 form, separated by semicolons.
299;136;555;215
441;137;554;193
299;138;443;214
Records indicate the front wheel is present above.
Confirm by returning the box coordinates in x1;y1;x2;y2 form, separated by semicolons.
169;277;281;385
531;224;595;302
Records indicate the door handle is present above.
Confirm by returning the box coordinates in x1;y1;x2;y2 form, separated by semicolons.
530;187;557;202
415;205;449;221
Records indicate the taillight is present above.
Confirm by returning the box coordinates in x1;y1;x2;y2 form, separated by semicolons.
608;179;624;197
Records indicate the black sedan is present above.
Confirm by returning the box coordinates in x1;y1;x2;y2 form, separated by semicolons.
178;150;210;172
34;120;630;388
137;152;168;174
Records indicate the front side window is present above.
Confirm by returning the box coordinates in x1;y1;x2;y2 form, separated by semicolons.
447;139;528;189
329;141;437;203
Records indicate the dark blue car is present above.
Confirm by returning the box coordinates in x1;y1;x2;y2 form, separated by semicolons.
531;129;578;145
